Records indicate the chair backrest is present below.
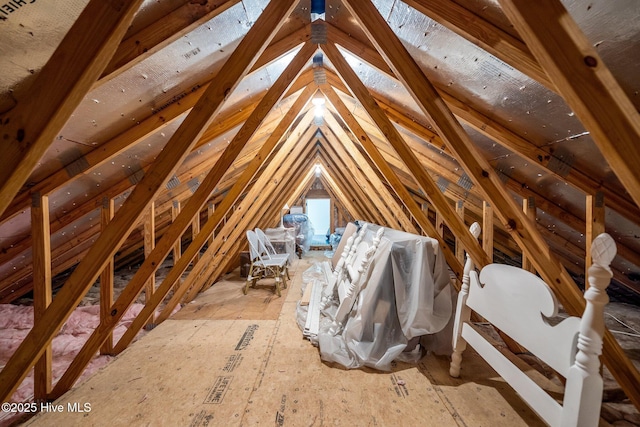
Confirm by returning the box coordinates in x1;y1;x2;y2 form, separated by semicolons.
246;230;265;262
255;228;277;256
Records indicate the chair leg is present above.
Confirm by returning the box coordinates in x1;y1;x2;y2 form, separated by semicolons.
244;264;254;295
274;275;282;297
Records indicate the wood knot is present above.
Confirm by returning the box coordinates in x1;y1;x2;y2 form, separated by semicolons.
584;56;598;67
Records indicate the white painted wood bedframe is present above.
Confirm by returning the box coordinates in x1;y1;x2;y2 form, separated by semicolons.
450;222;615;427
303;224;384;340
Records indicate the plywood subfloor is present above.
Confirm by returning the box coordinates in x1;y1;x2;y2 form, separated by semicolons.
26;252;549;426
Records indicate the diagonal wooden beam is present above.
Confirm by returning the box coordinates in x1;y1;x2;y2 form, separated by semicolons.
1;28;311;224
99;0;240;84
342;0;640;409
496;0;640;211
328;27;640;227
0;0;300;402
320;83;463;282
316;152;370;221
175;129;319;304
49;44;314;398
0;0;145;217
402;0;552;90
324;41;492;270
321;118;417;232
123;112;317;341
315;134;378;222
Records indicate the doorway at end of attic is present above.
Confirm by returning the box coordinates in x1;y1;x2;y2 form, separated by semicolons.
306;198;331;247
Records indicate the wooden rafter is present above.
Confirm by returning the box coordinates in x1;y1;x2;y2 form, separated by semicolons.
328;26;640;227
100;0;241;84
0;0;145;217
342;0;640;409
1;27;312;224
321;117;417;232
48;45;314;398
324;40;492;270
320;83;463;282
0;0;300;402
402;0;552;90
497;0;640;211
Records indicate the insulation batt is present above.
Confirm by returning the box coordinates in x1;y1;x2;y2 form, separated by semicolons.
0;303;173;410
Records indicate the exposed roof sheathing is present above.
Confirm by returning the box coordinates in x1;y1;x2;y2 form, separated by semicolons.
0;0;639;408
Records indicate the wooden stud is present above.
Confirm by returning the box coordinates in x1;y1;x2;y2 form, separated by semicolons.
497;0;640;210
171;200;182;263
0;0;145;217
585;192;605;287
0;0;301;402
482;201;494;262
207;202;215;248
100;197;115;355
455;200;465;265
31;193;52;400
341;0;640;407
144;203;156;328
53;89;316;393
192;209;201;263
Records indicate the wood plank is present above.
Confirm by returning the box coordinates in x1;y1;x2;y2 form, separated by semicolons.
455;200;465;264
192;209;202;263
342;0;640;409
99;198;115;355
171;200;182;263
0;0;144;217
25;253;546;427
482;201;494;261
100;0;240;83
320;83;463;284
324;42;489;274
585;192;605;287
403;0;552;89
497;0;640;210
144;203;156;328
48;43;314;399
0;0;301;403
31;193;52;400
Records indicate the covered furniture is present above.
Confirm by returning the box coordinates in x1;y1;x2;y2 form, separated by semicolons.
301;222;454;371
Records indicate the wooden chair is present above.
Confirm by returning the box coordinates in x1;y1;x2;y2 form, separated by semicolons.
255;227;290;279
450;223;615;427
244;230;288;297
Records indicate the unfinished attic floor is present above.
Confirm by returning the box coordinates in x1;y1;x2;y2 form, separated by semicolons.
25;253;582;427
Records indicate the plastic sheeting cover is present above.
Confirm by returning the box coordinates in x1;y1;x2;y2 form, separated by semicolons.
316;223;455;371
